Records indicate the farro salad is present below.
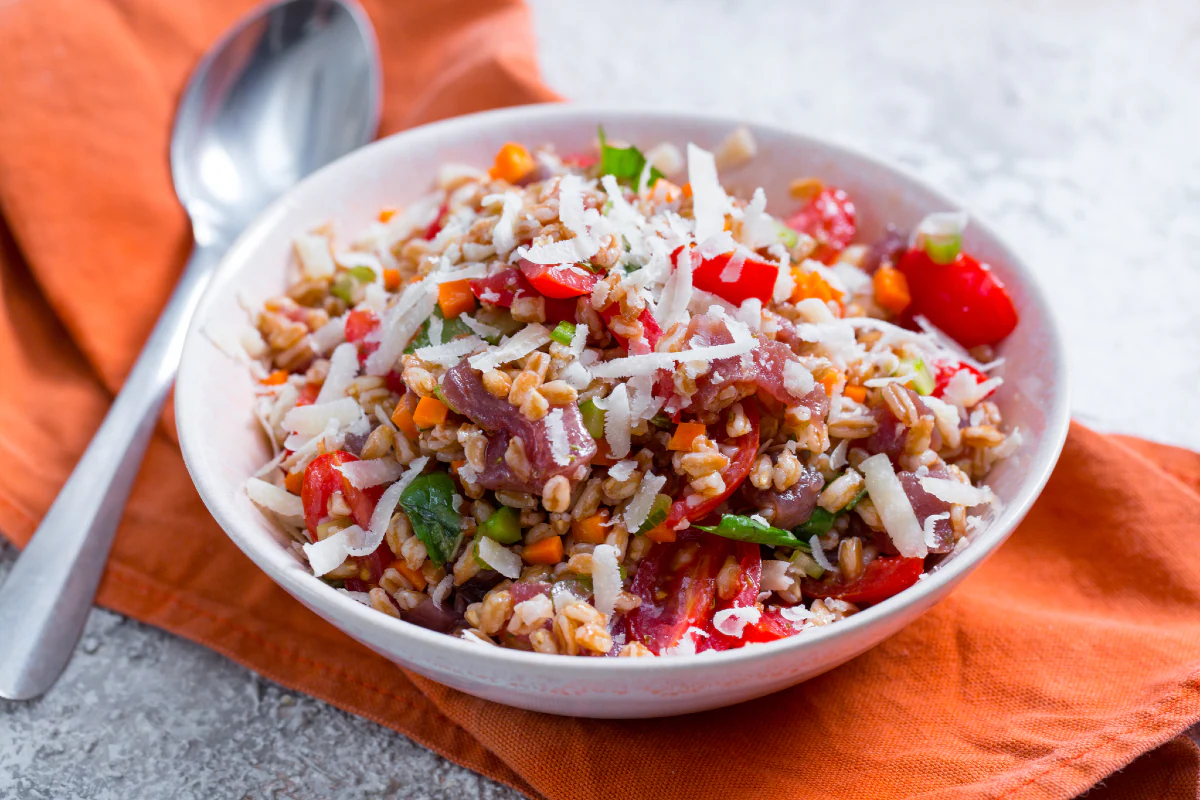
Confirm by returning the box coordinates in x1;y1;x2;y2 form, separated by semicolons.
241;126;1021;657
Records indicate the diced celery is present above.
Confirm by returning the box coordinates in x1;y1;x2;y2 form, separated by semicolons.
649;413;672;429
636;494;672;535
330;266;377;304
550;321;576;346
924;232;962;265
791;550;825;580
479;506;521;545
578;398;606;439
776;221;799;249
346;265;377;283
901;357;936;396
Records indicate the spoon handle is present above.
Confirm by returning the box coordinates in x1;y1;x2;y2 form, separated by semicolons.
0;242;223;700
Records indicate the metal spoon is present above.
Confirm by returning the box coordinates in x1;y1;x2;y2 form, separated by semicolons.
0;0;381;700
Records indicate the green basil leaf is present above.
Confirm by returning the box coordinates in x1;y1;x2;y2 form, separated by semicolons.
695;514;805;548
597;125;662;188
399;472;463;567
796;507;836;538
404;306;474;353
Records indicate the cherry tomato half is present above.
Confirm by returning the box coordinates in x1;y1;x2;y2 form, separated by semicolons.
301;451;383;540
898;249;1018;349
626;532;726;654
801;556;924;606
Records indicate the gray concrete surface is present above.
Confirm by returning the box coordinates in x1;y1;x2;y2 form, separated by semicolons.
2;0;1198;797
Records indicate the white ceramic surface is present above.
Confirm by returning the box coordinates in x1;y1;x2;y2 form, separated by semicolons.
175;105;1070;718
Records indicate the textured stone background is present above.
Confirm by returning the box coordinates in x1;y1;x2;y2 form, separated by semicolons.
2;0;1197;797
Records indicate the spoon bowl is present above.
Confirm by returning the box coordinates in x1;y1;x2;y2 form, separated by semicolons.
0;0;380;701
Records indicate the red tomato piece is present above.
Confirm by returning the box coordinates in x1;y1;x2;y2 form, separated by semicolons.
702;542;764;652
626;532;726;654
344;308;381;364
469;268;533;308
294;382;321;407
422;201;449;241
932;360;990;399
662;401;760;532
385;370;406;396
300;451;384;540
740;609;798;644
802;556;925;606
785;187;857;263
342;542;396;592
518;258;600;299
897;248;1019;348
599;303;662;353
561;152;599;169
691;252;779;306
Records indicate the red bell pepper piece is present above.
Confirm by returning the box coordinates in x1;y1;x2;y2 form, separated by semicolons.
518;258;600;299
468;268;532;308
293;382;321;407
422;201;449;241
801;555;924;606
300;451;383;541
691;252;779;306
932;360;991;399
599;303;662;353
785;186;857;263
897;248;1018;349
344;308;380;364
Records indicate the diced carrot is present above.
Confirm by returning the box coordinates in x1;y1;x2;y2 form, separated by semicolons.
873;266;911;315
591;440;618;466
260;369;289;386
788;177;824;202
645;523;677;544
391;405;420;442
489;142;535;183
572;510;610;545
383;268;402;291
449;460;466;480
820;370;842;397
790;268;843;305
284;469;304;495
388;559;427;591
437;279;476;319
412;396;449;429
378;208;398;223
522;535;564;565
844;385;868;403
668;422;707;451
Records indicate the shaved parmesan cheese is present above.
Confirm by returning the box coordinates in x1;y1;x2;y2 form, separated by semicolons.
719;251;745;283
646;142;684;175
283;397;363;438
334;250;383;273
335;458;404;490
783;360;815;397
941;369;1003;409
656;250;694;331
861;453;927;558
477;536;522;579
490;191;523;255
568;321;589;356
795;297;836;324
589;338;755;379
460;314;502;341
361;457;427;556
601;384;632;458
921;395;963;449
310;315;347;354
557;174;590;241
829;439;849;470
920;477;995;507
923;512;950;549
303;531;350;576
736;298;763;332
713;606;761;638
760;559;792;592
624;473;667;532
607;460;637;481
687;143;726;242
294;233;335;278
779;605;813;627
545;408;572;466
365;280;437;376
591;544;621;621
468;324;550;372
809;536;836;571
315;343;360;404
430;263;488;283
426;315;443;347
772;261;795;303
738;188;775;250
244;477;304;519
663;626;709;656
560;360;593;390
415;336;484;367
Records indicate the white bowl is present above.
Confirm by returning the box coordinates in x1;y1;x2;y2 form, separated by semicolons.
176;105;1070;718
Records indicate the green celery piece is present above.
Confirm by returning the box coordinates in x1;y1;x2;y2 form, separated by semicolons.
900;357;936;396
399;472;463;567
330;274;356;304
550;321;576;346
649;413;672;429
776;221;799;249
636;494;672;535
695;514;805;548
791;550;825;580
924;231;962;265
346;265;376;283
480;506;521;545
578;398;606;439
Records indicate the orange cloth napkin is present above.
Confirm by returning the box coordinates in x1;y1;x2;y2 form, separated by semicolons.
1;2;1198;798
